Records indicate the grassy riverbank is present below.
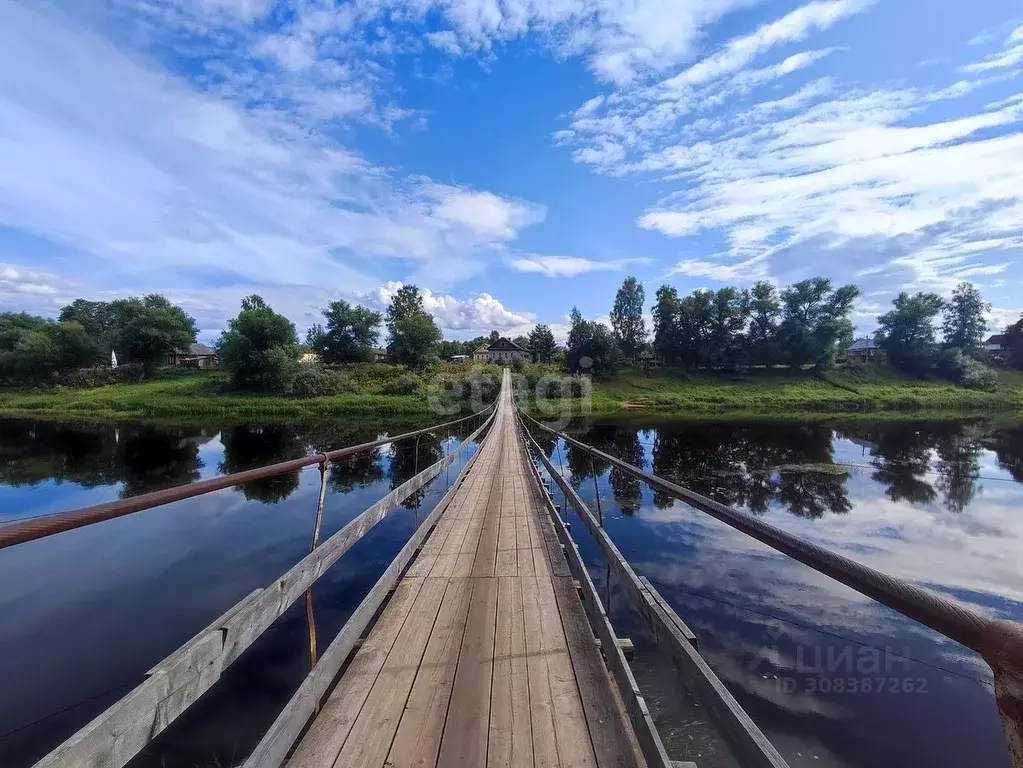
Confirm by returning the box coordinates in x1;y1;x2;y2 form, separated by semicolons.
581;366;1023;414
1;364;1022;421
0;371;453;420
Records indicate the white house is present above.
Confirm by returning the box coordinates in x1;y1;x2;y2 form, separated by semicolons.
987;334;1008;361
484;338;529;363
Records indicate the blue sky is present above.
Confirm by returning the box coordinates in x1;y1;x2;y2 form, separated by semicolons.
0;0;1020;342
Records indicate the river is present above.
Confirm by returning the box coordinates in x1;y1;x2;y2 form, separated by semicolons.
0;413;1021;767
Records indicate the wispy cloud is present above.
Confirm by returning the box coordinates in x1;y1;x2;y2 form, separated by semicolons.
509;255;651;277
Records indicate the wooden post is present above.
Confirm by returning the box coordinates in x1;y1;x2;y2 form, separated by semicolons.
304;460;329;673
590;452;603;527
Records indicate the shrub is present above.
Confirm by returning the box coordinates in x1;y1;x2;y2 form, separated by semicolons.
380;373;423;395
289;366;353;397
59;364;146;388
511;356;526;374
938;348;997;392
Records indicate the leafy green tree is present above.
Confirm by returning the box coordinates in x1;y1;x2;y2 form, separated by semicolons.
1004;315;1023;370
678;289;714;368
565;307;619;376
512;334;530;351
875;292;944;373
386;285;441;370
58;299;117;353
746;281;781;366
109;295;197;374
528;324;557;363
488;330;501;345
707;287;750;370
652;285;681;366
217;295;300;392
0;313;101;385
777;278;859;369
942;282;989;354
610;276;646;364
306;300;382;364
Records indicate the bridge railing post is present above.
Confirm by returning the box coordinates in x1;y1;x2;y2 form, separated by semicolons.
983;622;1023;768
589;452;603;527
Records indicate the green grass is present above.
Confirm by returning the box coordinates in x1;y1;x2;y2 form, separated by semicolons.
3;363;1022;421
577;365;1023;415
0;373;450;420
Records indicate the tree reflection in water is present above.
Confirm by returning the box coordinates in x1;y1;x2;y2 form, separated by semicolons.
2;416;1022;519
218;425;306;504
0;419;208;496
387;431;444;510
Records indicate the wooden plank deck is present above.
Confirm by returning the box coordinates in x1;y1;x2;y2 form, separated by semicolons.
288;372;646;768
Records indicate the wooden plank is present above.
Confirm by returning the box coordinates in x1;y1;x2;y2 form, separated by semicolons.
496;548;518;578
525;441;671;768
243;426;492;768
638;577;699;650
521;574;561;768
472;473;504;577
285;578;426;768
329;577;449;767
436;576;499;767
386;577;474;768
489;576;533;768
533;575;597;768
549;576;644;768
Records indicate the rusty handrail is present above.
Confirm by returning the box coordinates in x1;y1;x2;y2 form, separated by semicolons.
519;411;1023;768
0;404;494;552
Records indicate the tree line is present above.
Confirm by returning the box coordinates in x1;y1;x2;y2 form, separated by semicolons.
2;274;1018;392
561;276;1015;390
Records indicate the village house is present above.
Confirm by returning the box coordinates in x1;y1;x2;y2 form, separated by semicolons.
846;337;879;362
484;337;530;364
986;334;1008;362
166;343;218;368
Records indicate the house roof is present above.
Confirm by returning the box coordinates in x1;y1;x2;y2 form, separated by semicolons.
987;334;1007;345
176;342;216;356
488;337;527;352
848;337;878;351
474;344;489;353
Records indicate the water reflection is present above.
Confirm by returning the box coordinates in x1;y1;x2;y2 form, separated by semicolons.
0;419;210;497
219;425;307;504
551;414;1023;768
561;417;1023;519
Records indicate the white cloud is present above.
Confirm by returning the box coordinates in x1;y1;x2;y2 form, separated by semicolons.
962;25;1023;73
509;254;651;277
0;3;546;312
562;5;1023;295
356;281;533;332
660;0;867;90
425;30;464;56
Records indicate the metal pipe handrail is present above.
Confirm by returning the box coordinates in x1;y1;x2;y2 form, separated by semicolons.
519;411;1023;767
0;403;495;552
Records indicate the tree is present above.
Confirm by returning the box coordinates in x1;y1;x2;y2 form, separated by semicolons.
652;285;681;366
707;287;750;370
306;300;382;364
0;313;103;385
217;295;300;392
528;324;557;363
610;277;646;364
58;299;117;356
565;307;619;376
512;335;531;351
677;289;714;368
386;285;441;370
777;278;859;369
875;292;944;373
109;295;197;374
746;281;781;366
1004;315;1023;370
942;282;989;354
488;330;501;345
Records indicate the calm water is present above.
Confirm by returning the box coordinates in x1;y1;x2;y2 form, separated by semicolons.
0;414;1021;767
